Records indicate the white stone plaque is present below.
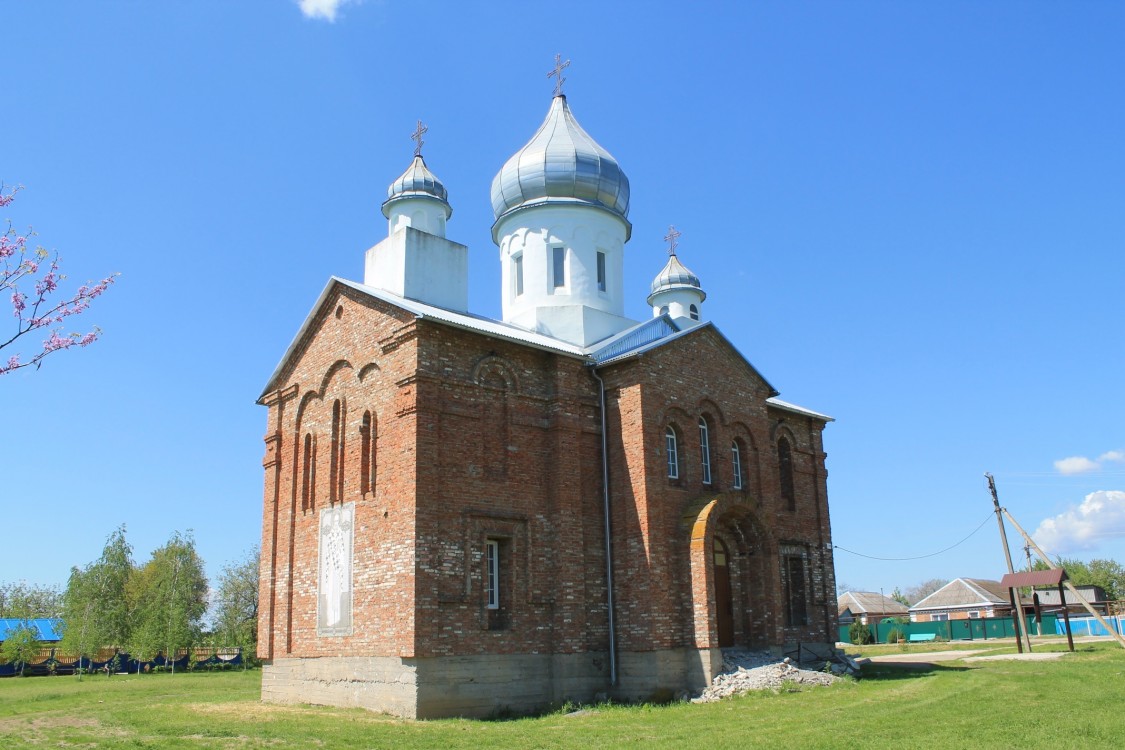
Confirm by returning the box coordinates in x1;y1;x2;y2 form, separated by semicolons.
318;502;354;636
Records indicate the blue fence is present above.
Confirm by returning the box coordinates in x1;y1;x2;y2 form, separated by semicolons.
1056;615;1125;637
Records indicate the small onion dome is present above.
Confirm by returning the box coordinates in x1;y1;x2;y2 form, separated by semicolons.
382;155;452;219
491;95;630;240
647;252;706;306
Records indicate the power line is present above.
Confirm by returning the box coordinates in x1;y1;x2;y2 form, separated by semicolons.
834;512;995;561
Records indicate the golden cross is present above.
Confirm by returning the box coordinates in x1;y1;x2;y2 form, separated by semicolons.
664;225;682;256
548;53;571;97
411;120;428;157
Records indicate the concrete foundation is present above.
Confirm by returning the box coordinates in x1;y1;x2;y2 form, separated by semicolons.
262;647;725;719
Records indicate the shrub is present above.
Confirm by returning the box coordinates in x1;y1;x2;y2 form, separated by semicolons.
885;627;905;644
848;620;874;645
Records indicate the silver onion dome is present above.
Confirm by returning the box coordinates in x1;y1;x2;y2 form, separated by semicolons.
647;253;706;305
382;155;451;219
491;95;630;238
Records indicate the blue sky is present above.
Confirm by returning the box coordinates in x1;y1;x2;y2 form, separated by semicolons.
3;1;1123;601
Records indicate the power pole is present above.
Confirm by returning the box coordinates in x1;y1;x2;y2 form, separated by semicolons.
1024;544;1033;572
1001;508;1125;651
985;472;1032;652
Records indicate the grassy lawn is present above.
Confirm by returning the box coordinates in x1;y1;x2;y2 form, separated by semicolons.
1;645;1122;749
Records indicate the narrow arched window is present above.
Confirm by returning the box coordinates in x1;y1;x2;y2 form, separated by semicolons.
301;433;313;512
368;412;377;494
778;437;795;510
689;304;700;321
360;411;372;495
513;253;524;297
658;305;669;316
731;440;743;490
665;427;680;479
699;418;712;485
329;400;342;506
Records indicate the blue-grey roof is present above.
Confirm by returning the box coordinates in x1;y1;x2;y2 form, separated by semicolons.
766;397;834;422
648;252;706;304
258;278;832;424
491;95;630;239
588;316;680;363
382;155;451;219
0;618;63;641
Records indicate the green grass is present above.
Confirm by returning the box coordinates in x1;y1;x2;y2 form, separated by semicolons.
1;645;1123;748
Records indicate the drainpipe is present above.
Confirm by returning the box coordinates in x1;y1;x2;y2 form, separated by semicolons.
589;365;618;686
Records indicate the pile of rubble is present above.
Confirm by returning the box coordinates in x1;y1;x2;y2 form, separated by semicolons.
692;649;848;703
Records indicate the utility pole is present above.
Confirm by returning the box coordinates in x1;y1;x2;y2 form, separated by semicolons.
1001;508;1125;651
1024;544;1034;572
985;472;1032;652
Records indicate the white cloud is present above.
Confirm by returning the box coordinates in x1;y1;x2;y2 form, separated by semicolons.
1054;456;1100;475
1099;450;1125;463
1033;490;1125;553
297;0;358;21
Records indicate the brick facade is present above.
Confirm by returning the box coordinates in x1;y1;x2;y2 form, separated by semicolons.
257;281;837;718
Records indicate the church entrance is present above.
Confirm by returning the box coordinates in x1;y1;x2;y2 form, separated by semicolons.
688;496;773;650
713;538;734;647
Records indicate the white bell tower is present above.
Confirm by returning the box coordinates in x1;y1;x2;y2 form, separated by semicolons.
490;64;637;347
364;121;468;313
647;226;706;325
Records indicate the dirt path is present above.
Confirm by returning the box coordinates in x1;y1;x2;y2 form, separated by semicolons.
861;643;1077;668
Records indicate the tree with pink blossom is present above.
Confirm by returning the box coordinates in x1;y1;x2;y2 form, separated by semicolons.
1;185;116;375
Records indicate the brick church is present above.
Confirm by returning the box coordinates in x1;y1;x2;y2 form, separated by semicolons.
256;81;838;718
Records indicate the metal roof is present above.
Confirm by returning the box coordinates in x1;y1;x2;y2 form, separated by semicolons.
259;279;833;429
910;578;1011;611
1001;569;1068;588
589;315;683;365
382;154;451;219
259;277;588;400
0;618;63;641
491;95;630;240
648;252;706;304
837;591;909;616
766;397;835;422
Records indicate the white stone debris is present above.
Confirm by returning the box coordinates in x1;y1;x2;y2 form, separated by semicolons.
692;649;843;703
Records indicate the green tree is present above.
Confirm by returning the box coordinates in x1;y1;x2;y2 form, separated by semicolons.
848;619;874;645
0;604;42;676
0;581;63;618
130;531;208;675
59;526;135;676
1033;556;1124;600
891;587;910;607
211;546;259;668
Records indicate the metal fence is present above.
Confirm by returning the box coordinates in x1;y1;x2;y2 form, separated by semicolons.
1055;615;1125;637
839;614;1060;644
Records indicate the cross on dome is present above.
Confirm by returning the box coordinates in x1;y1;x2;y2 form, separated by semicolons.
548;54;571;97
411;120;428;157
664;225;681;256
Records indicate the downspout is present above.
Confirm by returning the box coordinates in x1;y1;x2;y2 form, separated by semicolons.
589;365;618;687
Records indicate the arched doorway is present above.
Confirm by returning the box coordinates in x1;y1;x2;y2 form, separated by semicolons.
714;537;734;647
687;495;773;650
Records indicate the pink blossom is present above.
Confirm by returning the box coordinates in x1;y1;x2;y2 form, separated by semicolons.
1;187;115;375
42;331;73;352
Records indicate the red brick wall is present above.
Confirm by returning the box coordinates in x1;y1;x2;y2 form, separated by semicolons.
259;289;837;666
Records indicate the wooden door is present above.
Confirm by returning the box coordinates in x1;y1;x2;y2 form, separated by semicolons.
714;538;734;647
